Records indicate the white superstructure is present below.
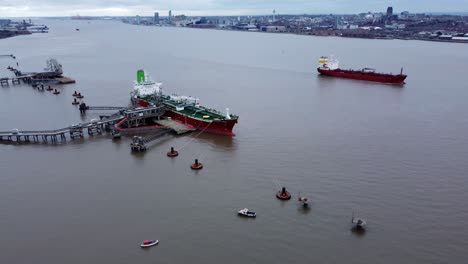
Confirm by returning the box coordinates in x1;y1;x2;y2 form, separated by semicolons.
318;55;339;70
132;70;162;97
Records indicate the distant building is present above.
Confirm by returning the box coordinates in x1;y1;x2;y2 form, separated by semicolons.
136;15;141;25
168;10;172;24
387;6;393;17
0;19;11;26
154;12;159;24
261;25;286;32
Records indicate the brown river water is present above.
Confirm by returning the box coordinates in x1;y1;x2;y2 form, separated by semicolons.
1;19;468;263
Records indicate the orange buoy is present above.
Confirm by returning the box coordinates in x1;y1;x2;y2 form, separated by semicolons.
191;159;203;170
72;98;79;105
276;187;291;200
53;89;60;95
167;147;179;157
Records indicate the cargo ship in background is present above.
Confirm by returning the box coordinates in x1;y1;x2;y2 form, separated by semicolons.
130;70;238;136
317;56;407;84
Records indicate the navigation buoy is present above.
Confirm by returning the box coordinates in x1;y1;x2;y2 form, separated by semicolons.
53;89;60;95
72;98;79;105
276;187;291;200
191;159;203;170
46;85;53;91
167;147;179;157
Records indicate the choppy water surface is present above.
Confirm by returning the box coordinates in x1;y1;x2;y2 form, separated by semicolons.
1;19;468;263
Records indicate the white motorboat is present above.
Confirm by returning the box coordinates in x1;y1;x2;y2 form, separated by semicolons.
140;239;159;248
238;208;256;218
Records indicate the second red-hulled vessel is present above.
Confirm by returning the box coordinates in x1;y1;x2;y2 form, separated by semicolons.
317;56;407;84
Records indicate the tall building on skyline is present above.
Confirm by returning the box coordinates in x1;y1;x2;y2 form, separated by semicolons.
154;12;159;24
136;15;141;25
387;6;393;17
168;10;172;24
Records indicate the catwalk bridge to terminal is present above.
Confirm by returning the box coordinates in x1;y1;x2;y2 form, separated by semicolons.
0;105;196;151
0;106;163;144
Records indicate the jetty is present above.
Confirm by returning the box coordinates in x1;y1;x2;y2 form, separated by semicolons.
0;54;15;59
130;128;173;151
1;58;75;86
130;120;194;151
0;106;160;143
0;105;196;150
0;114;123;143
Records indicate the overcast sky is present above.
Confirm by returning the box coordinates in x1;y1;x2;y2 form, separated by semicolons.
1;0;467;17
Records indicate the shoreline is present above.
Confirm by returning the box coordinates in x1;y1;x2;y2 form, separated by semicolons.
122;21;468;44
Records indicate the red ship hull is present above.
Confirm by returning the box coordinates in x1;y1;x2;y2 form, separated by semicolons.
135;99;237;136
165;110;237;136
317;68;407;84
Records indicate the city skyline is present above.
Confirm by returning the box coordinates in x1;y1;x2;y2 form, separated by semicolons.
1;0;468;17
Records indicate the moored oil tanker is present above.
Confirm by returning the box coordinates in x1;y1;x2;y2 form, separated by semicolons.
317;56;407;84
130;70;238;136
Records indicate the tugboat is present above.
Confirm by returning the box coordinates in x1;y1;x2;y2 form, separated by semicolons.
317;56;407;84
238;208;257;218
140;239;159;248
131;70;239;136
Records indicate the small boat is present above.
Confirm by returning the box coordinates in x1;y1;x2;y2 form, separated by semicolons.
140;239;159;248
238;208;256;218
351;212;366;230
298;194;310;208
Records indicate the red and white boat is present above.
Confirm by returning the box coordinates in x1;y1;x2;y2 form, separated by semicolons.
140;239;159;248
317;56;407;84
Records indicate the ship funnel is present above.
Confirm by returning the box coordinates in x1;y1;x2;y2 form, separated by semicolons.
225;108;231;119
137;69;145;83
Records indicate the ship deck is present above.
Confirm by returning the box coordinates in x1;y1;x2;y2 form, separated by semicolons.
162;102;228;121
139;95;238;122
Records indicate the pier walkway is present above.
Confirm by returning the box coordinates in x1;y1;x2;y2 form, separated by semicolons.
0;114;124;143
0;106;163;144
130;128;173;151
